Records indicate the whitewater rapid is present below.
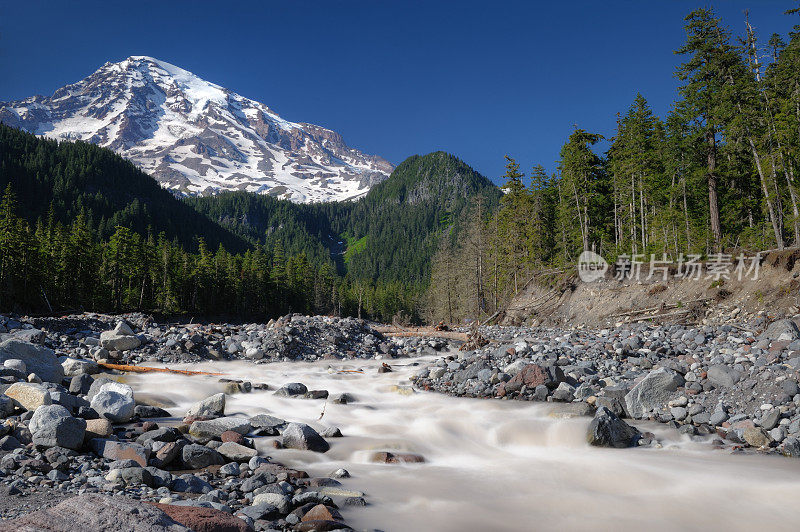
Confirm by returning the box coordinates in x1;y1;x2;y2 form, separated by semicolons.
125;356;800;532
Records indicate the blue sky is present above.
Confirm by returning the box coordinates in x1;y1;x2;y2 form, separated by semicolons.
1;0;797;183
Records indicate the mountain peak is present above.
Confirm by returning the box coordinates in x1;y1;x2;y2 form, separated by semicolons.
0;57;393;203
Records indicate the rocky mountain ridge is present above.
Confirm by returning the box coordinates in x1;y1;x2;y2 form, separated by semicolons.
0;56;393;202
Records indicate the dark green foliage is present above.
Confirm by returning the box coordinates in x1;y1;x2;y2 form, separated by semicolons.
0;125;248;253
0;126;500;322
338;152;501;285
188;151;502;320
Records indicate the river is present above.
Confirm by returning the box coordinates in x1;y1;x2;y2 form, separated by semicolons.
125;355;800;532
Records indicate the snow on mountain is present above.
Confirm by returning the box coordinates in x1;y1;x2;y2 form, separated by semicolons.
0;56;394;202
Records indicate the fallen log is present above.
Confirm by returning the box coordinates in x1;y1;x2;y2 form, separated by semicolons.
379;330;469;341
628;309;692;322
97;363;225;376
610;297;711;318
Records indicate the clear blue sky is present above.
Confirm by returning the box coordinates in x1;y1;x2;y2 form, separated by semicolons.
1;0;797;183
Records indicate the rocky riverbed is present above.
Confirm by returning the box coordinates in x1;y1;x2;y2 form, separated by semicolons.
2;311;800;530
414;316;800;455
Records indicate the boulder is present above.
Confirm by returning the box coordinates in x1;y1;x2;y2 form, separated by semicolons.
6;328;45;343
153;503;252;532
69;373;94;395
707;365;741;389
281;423;329;453
30;404;71;433
236;503;280;522
743;427;771;448
145;467;173;488
32;414;86;450
368;451;425;463
783;437;800;457
497;364;564;397
171;474;213;494
90;439;149;467
218;441;257;462
181;444;225;469
3;359;26;373
0;435;21;451
84;418;113;440
106;467;154;487
624;367;685;419
185;393;226;419
91;389;135;423
153;441;184;468
252;493;292;514
0;494;189;531
301;504;344;524
189;417;251;441
759;319;800;342
0;339;63;383
274;382;308;397
587;407;641;448
100;322;141;352
135;405;172;418
249;414;286;435
0;396;13;417
86;377;114;400
3;382;51;411
220;430;245;444
551;382;576;402
60;357;99;377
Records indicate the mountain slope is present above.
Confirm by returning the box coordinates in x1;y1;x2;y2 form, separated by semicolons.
189;151;502;285
0;124;248;252
0;56;393;202
339;151;502;284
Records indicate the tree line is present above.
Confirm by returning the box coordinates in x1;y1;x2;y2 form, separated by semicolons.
0;125;417;321
428;7;800;324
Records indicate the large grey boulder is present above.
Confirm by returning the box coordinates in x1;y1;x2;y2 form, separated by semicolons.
181;444;225;469
274;383;308;397
31;406;86;450
624;367;684;419
91;382;135;423
707;365;741;389
60;356;99;377
0;339;64;383
281;422;329;453
188;417;251;441
249;414;286;435
100;322;141;352
185;393;226;419
759;319;800;342
587;407;641;448
217;442;257;462
0;494;189;531
29;404;71;434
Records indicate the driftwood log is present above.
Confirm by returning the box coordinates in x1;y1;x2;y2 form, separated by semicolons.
97;363;225;376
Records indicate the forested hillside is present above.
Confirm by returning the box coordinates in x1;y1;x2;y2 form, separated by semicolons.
428;7;800;324
0;125;342;317
0;125;247;253
0;126;499;322
188;152;501;319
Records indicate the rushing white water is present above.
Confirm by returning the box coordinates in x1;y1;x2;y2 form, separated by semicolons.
125;356;800;532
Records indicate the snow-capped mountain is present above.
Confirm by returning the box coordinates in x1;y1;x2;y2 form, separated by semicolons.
0;56;393;202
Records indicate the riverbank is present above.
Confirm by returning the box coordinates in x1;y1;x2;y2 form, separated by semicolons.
3;311;800;530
